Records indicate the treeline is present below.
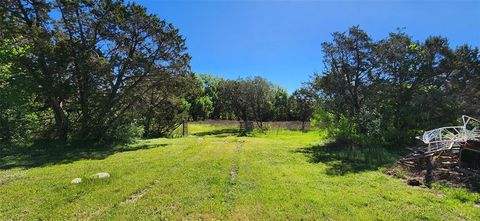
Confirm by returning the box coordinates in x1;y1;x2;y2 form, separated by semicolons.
188;75;315;129
308;26;480;147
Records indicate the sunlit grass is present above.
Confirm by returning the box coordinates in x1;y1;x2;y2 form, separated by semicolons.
0;123;479;220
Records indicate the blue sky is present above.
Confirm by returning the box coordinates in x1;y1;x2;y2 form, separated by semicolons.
135;0;480;93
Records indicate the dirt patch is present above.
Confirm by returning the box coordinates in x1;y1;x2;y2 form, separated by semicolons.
230;140;244;182
120;188;149;205
225;140;244;207
0;171;27;185
230;166;238;182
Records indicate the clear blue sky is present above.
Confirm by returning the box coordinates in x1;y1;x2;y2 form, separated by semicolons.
134;0;480;93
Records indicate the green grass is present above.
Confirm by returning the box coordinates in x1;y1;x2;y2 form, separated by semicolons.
1;124;479;220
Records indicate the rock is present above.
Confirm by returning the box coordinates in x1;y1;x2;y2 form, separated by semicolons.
435;193;445;198
71;178;82;184
407;179;422;186
92;172;110;179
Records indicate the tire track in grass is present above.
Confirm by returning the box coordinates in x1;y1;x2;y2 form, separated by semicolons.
98;137;210;219
117;138;207;206
225;139;244;208
119;161;182;206
59;139;199;220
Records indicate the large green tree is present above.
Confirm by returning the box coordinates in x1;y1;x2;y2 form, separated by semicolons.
312;26;375;118
1;0;192;142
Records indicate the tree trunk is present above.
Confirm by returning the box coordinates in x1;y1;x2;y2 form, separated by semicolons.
79;71;90;136
144;110;152;137
49;96;68;141
0;115;12;142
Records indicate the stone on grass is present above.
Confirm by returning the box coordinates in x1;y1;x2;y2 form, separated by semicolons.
71;178;82;184
435;193;445;198
92;172;110;179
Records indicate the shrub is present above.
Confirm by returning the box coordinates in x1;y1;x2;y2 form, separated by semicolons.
103;120;144;144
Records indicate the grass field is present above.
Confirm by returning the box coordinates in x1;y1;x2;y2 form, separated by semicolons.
1;123;479;220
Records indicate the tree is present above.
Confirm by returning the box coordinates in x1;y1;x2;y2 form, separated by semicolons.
371;31;426;142
217;79;247;121
448;45;480;117
0;38;44;143
1;0;192;143
188;74;216;121
313;26;375;118
139;71;195;138
272;87;290;121
244;77;275;129
2;0;72;140
310;26;376;143
291;87;316;131
88;1;191;140
217;76;280;129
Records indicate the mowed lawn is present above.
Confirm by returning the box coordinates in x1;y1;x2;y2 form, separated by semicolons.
1;124;479;220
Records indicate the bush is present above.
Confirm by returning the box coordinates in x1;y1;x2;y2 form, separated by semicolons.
103;121;144;144
311;108;362;145
311;106;419;147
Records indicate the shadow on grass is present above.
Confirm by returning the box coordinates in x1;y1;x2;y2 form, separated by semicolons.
193;128;239;137
0;140;168;170
296;141;403;176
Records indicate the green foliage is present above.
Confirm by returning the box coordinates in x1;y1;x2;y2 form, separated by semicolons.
103;120;145;144
1;0;192;143
217;76;278;127
191;96;214;120
310;26;480;147
0;39;45;144
188;74;215;120
142;97;191;138
272;87;290;120
215;76;309;128
312;108;362;144
290;87;316;130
